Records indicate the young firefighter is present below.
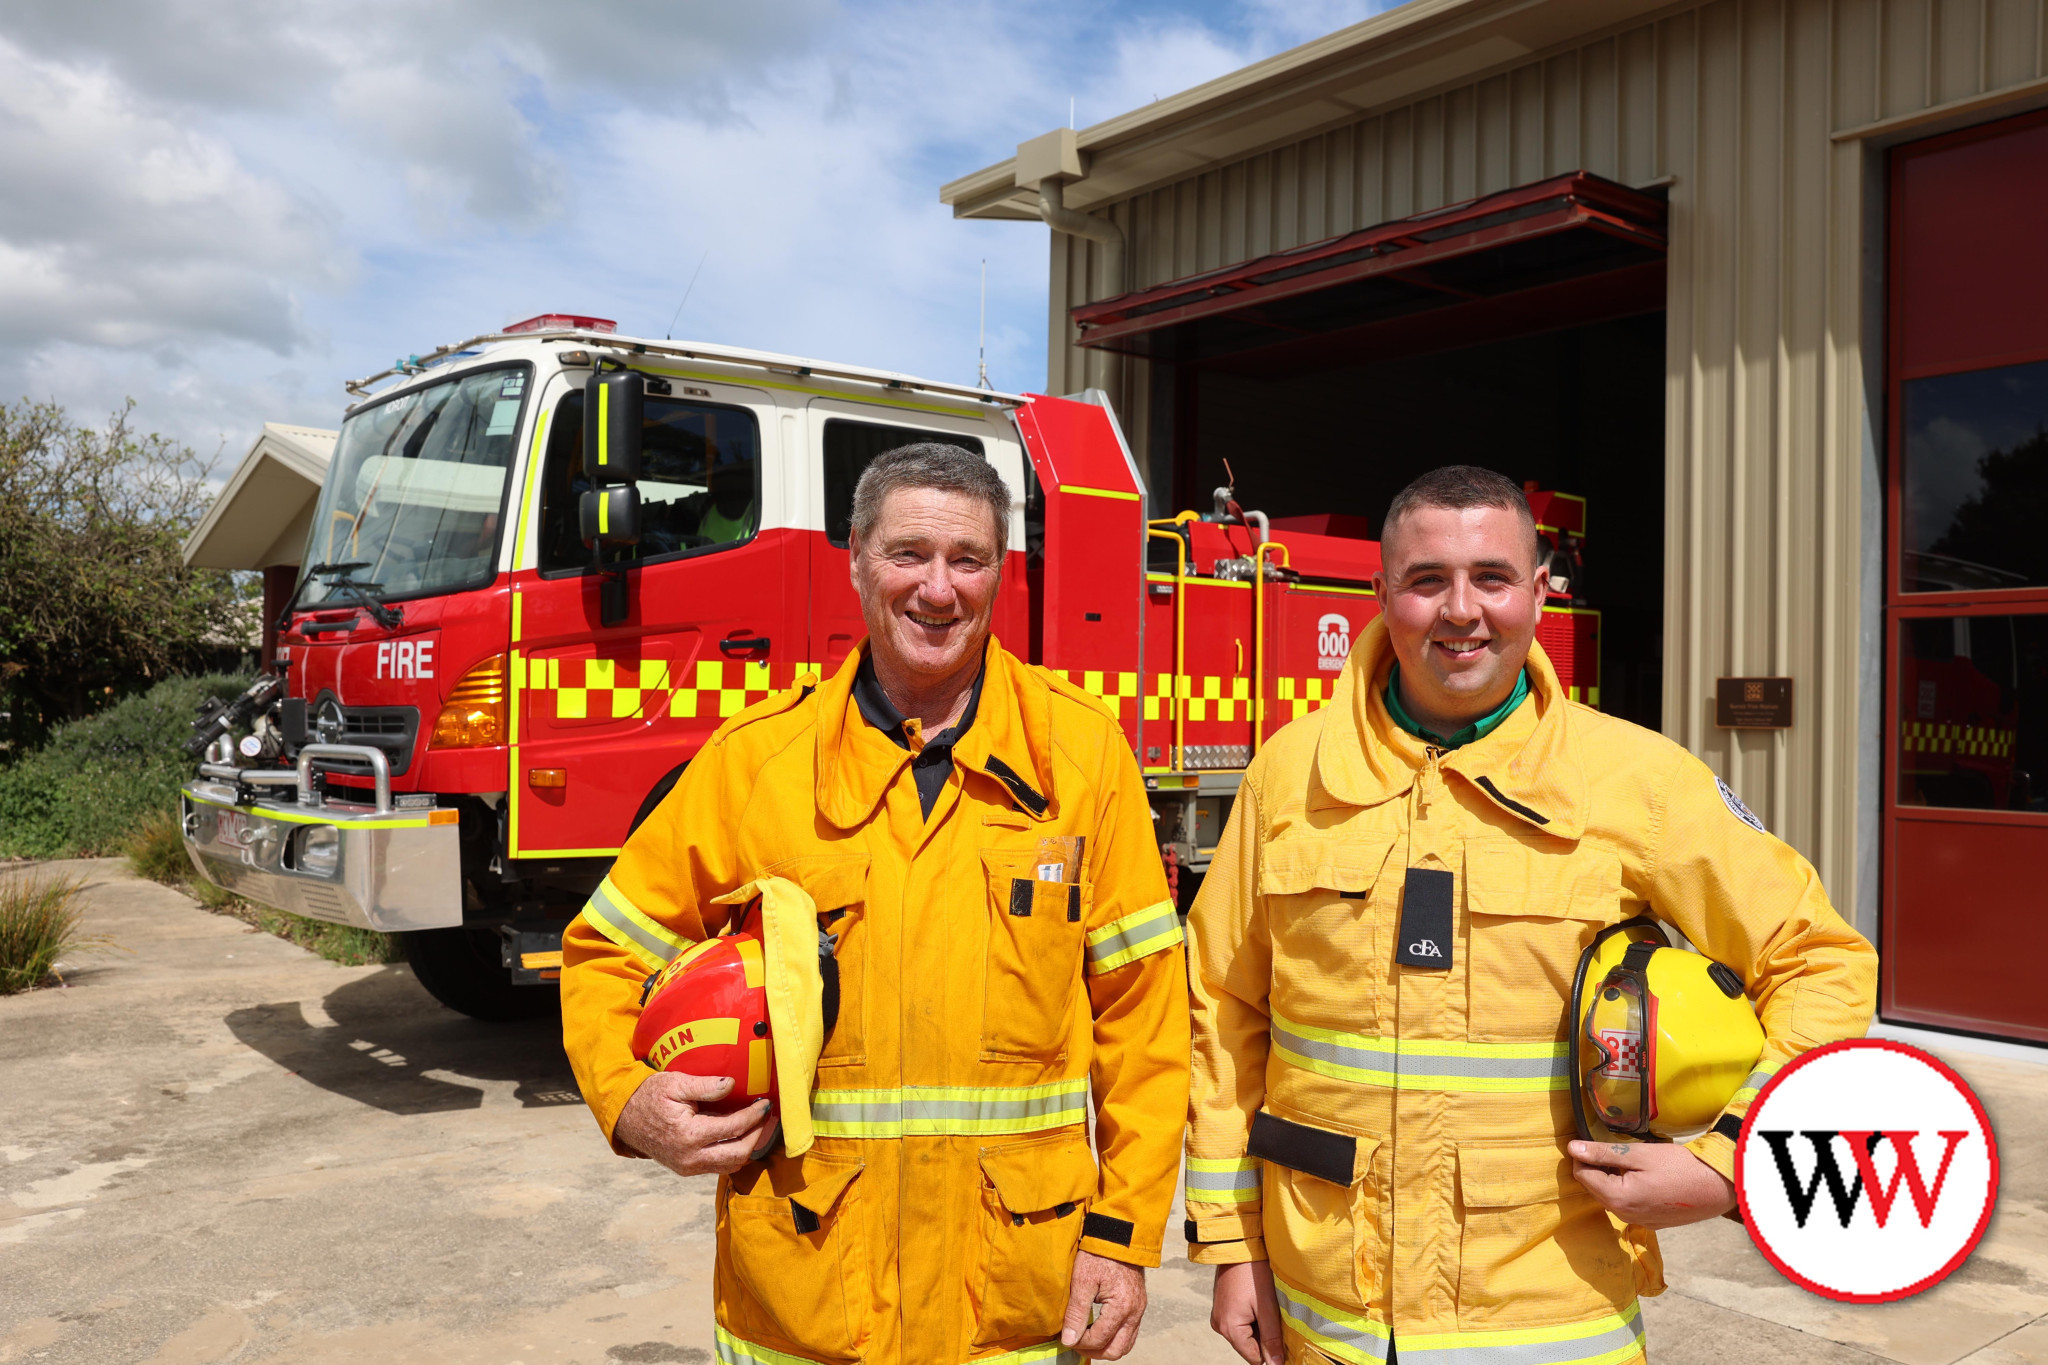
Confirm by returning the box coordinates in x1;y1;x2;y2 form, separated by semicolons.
560;444;1190;1365
1186;466;1876;1365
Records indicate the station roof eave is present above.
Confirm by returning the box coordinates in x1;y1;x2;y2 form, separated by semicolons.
939;0;1678;221
182;423;336;572
1071;171;1668;372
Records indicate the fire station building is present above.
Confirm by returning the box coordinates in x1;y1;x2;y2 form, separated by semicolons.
943;0;2048;1045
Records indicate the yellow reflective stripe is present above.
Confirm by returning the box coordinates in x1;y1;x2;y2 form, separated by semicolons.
1271;1011;1569;1093
596;379;609;469
966;1344;1081;1365
1721;1064;1780;1118
809;1081;1089;1137
580;875;693;968
715;1327;821;1365
1058;483;1140;501
1274;1276;1643;1365
1085;899;1183;973
1185;1153;1262;1203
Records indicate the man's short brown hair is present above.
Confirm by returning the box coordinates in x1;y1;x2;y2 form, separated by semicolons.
1381;465;1539;567
850;442;1011;560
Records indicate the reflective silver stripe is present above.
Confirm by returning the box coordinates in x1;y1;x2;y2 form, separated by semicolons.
1086;900;1184;972
581;875;690;966
1184;1154;1262;1202
1273;1278;1388;1364
1271;1011;1569;1093
1276;1276;1645;1365
809;1081;1090;1137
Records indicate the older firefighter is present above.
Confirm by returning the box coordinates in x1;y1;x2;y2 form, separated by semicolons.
562;443;1190;1365
1187;466;1876;1365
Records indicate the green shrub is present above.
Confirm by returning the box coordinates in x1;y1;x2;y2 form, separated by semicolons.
0;870;102;993
0;672;251;857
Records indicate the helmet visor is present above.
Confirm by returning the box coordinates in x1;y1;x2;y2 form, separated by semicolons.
1583;967;1653;1136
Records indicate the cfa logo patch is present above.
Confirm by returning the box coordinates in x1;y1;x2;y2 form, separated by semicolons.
1737;1039;1999;1302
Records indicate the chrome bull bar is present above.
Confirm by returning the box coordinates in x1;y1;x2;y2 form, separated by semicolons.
180;744;461;933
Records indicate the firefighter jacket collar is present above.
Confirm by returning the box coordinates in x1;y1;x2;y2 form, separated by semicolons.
1313;616;1590;841
815;635;1058;829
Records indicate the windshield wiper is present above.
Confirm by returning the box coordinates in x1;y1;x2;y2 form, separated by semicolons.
278;561;403;632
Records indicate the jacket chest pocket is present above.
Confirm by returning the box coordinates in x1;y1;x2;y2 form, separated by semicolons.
1464;843;1626;1044
980;850;1088;1063
767;854;871;1068
972;1131;1097;1348
1258;833;1400;976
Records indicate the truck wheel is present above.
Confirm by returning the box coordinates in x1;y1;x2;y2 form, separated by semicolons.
402;926;559;1022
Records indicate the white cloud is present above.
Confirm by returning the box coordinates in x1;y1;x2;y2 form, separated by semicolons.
0;1;1409;455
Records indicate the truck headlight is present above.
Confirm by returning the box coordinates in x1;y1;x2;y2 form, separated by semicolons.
296;825;340;877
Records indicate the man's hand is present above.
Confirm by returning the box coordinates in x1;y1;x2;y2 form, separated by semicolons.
1210;1260;1285;1365
1568;1140;1735;1228
613;1073;777;1178
1061;1248;1146;1360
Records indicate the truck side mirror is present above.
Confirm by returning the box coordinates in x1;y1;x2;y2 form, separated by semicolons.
585;371;644;484
579;485;641;547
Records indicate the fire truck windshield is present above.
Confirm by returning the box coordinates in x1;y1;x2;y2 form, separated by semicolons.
303;364;529;606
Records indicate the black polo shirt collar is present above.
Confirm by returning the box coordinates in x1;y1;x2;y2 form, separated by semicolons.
852;649;986;819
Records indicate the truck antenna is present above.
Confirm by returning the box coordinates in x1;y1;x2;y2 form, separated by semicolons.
666;248;710;340
977;259;991;390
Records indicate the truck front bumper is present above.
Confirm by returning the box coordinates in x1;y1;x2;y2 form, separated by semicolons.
180;779;463;932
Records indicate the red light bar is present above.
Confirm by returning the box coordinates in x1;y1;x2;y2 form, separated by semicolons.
503;314;617;334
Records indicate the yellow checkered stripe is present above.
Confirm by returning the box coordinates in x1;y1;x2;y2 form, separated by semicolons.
524;657;820;722
1902;720;2016;757
1185;1154;1262;1204
1275;1274;1643;1365
1085;899;1183;973
1050;671;1338;724
580;874;695;968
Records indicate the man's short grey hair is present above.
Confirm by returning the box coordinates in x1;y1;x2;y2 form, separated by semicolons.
1382;464;1539;567
850;442;1012;559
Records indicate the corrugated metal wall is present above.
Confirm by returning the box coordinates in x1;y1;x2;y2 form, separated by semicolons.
1045;0;2048;927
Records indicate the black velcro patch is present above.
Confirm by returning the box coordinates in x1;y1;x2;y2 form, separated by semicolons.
1713;1112;1744;1143
791;1199;820;1234
1009;879;1034;917
1247;1110;1355;1187
1082;1212;1133;1247
985;755;1049;815
1394;866;1454;969
1067;884;1081;923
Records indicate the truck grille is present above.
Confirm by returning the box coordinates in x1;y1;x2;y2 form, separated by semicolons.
311;697;421;776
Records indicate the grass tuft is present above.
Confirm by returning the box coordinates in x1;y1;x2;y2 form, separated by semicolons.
124;807;194;886
0;871;105;993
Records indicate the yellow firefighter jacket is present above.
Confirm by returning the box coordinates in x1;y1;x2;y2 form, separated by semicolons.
562;637;1191;1365
1185;618;1876;1365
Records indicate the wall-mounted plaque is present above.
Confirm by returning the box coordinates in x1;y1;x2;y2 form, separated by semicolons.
1716;677;1793;729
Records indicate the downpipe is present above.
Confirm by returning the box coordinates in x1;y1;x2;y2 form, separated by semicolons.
1036;180;1125;397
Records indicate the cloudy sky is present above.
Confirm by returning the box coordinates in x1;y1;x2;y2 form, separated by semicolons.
0;1;1401;463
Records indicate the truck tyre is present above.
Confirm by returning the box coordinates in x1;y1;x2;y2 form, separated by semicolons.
402;925;559;1022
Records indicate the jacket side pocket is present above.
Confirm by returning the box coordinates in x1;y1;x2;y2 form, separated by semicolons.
718;1156;868;1361
972;1130;1098;1348
1253;1110;1381;1311
1455;1141;1632;1330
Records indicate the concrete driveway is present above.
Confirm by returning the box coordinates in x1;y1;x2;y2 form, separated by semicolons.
3;861;2045;1364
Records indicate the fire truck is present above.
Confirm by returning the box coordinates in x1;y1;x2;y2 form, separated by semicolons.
179;316;1600;1019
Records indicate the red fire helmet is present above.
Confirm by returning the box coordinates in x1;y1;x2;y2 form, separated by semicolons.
629;928;774;1119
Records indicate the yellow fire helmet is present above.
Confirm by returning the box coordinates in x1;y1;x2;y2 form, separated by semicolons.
1568;917;1765;1143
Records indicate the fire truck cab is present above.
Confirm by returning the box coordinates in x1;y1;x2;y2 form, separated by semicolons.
180;316;1599;1019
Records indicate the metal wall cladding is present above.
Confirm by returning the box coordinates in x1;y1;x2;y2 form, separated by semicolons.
1045;0;2048;930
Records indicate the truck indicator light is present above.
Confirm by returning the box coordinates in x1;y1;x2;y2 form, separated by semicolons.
429;653;508;749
